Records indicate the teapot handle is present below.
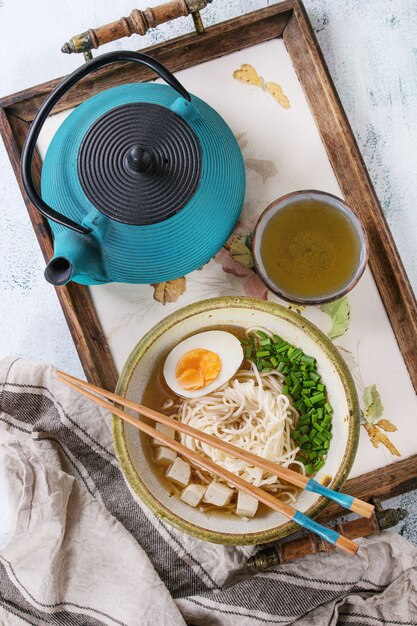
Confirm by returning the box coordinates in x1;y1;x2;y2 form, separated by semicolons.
21;51;191;234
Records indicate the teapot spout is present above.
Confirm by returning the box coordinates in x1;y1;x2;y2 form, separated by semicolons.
45;230;106;286
44;256;74;286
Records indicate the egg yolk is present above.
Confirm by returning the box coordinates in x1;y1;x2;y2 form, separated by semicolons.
175;349;222;390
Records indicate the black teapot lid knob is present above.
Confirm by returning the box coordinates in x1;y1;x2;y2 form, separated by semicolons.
125;145;154;173
77;102;202;226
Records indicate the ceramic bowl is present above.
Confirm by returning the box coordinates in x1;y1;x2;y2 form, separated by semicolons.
113;296;360;545
252;190;369;305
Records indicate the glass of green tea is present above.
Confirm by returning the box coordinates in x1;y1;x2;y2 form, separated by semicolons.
252;190;368;304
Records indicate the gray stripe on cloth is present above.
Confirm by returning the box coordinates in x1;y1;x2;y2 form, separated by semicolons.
0;387;217;598
193;576;356;617
0;382;116;460
34;435;96;496
184;596;291;623
0;601;39;626
0;562;109;626
338;612;416;625
261;569;386;590
0;417;96;498
0;557;122;626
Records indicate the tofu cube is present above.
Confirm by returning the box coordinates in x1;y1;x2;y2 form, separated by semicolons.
203;482;234;507
180;483;207;508
154;446;177;466
236;491;258;518
152;422;176;445
166;457;191;487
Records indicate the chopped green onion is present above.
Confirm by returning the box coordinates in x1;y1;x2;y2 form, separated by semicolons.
311;392;325;405
301;355;316;366
290;372;299;386
291;382;302;397
296;402;307;414
260;336;271;343
275;342;289;354
289;349;302;362
245;329;334;476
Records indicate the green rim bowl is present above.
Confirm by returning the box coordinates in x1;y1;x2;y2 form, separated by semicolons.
113;296;360;545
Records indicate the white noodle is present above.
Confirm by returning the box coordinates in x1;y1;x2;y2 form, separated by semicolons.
168;358;305;506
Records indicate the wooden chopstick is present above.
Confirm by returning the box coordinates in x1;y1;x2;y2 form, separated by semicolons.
56;370;358;556
56;369;373;519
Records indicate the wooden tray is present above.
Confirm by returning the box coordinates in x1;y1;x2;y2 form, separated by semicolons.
1;0;416;522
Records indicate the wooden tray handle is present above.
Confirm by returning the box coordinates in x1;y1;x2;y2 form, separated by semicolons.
247;502;407;570
61;0;212;58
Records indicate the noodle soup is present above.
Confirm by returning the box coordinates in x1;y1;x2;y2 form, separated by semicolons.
143;325;334;520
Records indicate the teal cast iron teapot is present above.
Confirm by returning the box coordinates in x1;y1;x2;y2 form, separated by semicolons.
21;51;245;286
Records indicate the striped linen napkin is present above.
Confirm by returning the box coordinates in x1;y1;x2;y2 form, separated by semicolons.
0;356;416;626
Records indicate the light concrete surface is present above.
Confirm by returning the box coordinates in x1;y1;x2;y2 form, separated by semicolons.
0;0;416;538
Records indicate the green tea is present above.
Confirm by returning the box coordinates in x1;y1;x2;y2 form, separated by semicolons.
259;198;361;300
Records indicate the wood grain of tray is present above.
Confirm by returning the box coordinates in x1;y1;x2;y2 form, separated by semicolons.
1;0;416;517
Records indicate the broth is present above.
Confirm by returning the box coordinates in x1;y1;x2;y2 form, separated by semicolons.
259;198;361;300
142;326;248;515
141;325;300;519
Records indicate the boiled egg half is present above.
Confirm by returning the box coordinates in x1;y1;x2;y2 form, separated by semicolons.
163;330;244;398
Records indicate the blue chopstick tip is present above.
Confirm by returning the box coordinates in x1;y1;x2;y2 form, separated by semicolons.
306;479;354;510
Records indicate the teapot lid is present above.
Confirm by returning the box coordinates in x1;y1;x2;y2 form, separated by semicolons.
78;102;202;225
